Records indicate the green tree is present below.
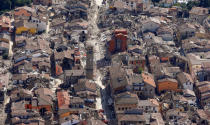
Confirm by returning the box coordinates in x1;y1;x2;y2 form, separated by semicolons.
14;0;32;6
0;0;12;11
152;0;160;3
187;1;199;10
200;0;210;7
0;0;32;14
137;67;143;74
2;53;8;60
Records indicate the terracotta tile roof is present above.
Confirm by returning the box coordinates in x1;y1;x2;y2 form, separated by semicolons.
57;91;70;109
14;8;31;17
142;72;156;87
56;64;63;76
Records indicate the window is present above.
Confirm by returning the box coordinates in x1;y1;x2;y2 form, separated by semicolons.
118;108;121;110
131;2;134;7
131;4;133;8
116;39;122;51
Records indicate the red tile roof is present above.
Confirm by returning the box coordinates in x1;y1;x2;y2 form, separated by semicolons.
57;91;70;109
14;8;31;17
142;72;156;87
56;64;63;76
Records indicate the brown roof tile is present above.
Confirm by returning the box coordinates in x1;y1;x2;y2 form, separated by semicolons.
177;72;193;84
118;114;145;122
142;72;156;87
190;7;208;15
14;8;31;17
57;90;70;109
115;92;138;105
74;79;97;92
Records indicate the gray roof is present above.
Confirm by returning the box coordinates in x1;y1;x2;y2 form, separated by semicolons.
110;63;131;90
177;72;193;84
115;93;138;105
74;79;96;92
138;99;159;107
65;70;85;77
118;114;146;122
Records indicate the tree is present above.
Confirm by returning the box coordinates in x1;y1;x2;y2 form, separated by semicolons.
2;53;8;60
0;0;12;11
0;0;32;14
152;0;160;3
187;1;199;10
14;0;32;6
200;0;210;7
137;67;143;74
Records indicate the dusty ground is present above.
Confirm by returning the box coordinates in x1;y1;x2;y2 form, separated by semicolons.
86;0;105;110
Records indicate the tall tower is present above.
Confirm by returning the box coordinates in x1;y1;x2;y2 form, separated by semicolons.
86;45;95;79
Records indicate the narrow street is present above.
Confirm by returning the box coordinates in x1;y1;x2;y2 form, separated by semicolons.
86;0;105;111
85;0;116;122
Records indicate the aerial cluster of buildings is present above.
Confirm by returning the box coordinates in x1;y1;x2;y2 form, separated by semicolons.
0;0;108;124
97;0;210;124
0;0;209;124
